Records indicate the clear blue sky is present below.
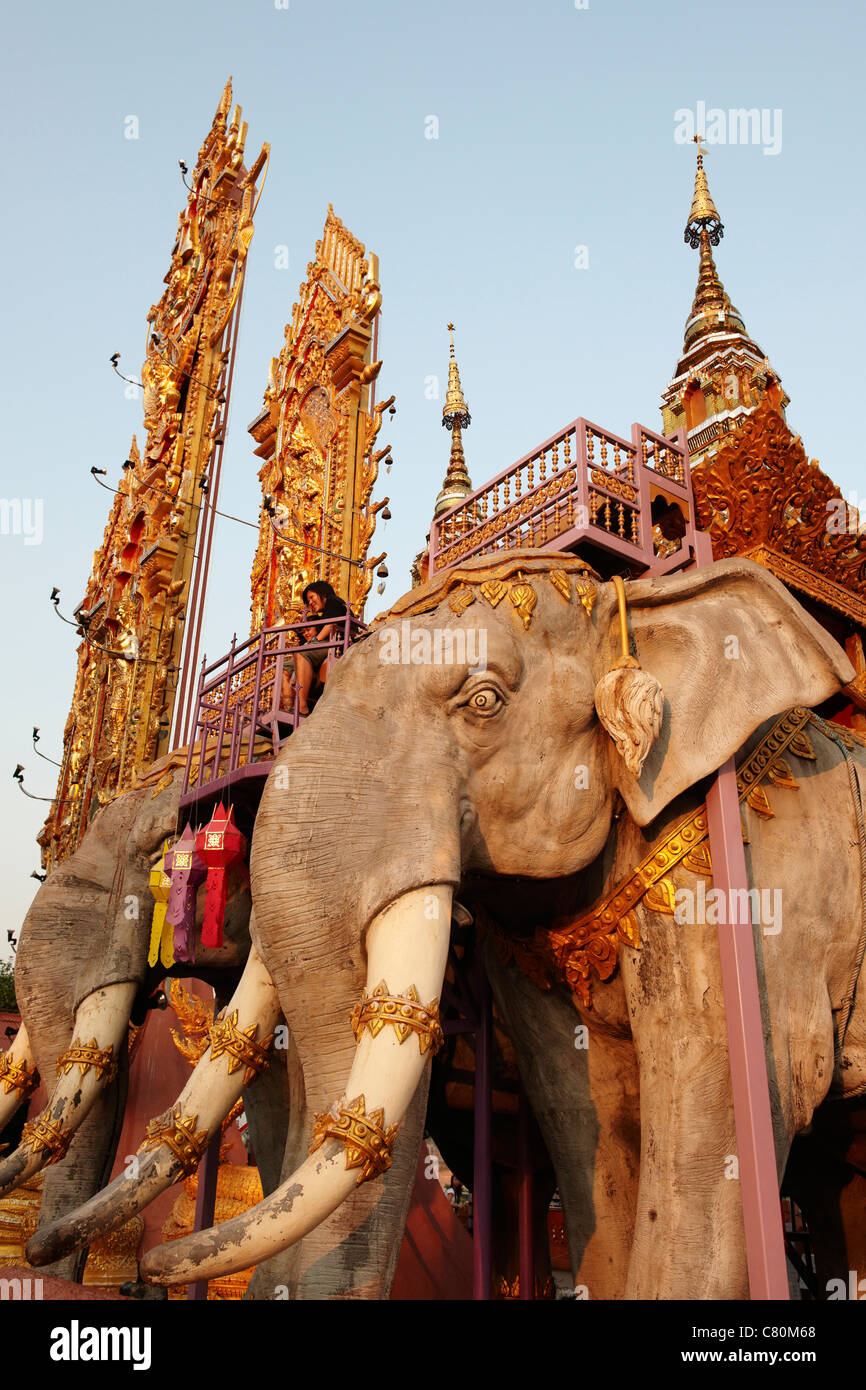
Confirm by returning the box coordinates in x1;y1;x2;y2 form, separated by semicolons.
2;0;863;954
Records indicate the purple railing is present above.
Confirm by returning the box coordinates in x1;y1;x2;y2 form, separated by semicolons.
180;611;365;805
428;417;691;575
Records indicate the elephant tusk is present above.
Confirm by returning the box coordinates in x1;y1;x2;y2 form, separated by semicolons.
0;982;137;1199
0;1023;40;1134
26;943;281;1266
139;885;452;1288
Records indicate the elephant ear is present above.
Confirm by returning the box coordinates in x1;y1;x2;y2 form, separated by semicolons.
591;557;855;827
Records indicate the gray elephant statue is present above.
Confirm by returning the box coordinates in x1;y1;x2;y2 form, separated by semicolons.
0;757;289;1283
23;549;866;1299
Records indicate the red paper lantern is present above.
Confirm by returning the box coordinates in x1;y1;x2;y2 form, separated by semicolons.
196;803;248;949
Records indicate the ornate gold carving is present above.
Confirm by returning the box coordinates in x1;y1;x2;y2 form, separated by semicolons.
309;1094;399;1185
142;1108;209;1175
789;729;817;761
56;1039;118;1084
508;579;537;630
350;982;444;1056
0;1054;39;1100
20;1116;71;1166
547;569;571;602
683;842;712;877
209;1009;275;1085
591;469;636;503
691;400;866;626
480;578;508;607
249;206;386;626
644;877;677;915
502;707;813;1009
573;578;598;617
746;784;774;818
39;84;268;872
449;588;476;616
497;1274;556;1300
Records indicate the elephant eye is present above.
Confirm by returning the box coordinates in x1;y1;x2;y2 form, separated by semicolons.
464;686;503;717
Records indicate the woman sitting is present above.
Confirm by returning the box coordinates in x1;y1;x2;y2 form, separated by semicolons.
282;581;349;717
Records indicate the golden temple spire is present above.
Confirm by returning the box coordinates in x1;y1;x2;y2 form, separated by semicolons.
435;323;474;517
684;136;723;247
660;139;788;466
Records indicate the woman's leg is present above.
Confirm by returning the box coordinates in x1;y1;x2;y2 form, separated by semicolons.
293;654;314;715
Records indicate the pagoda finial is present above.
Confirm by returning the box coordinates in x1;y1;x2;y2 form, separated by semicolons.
435;323;473;517
442;322;471;431
685;135;723;248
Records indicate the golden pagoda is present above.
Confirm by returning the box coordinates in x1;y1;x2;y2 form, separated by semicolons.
669;145;866;724
661;139;788;465
39;82;268;872
434;323;474;517
247;207;392;626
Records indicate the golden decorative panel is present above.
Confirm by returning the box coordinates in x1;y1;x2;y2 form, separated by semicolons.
39;82;268;872
248;207;390;628
691;399;866;627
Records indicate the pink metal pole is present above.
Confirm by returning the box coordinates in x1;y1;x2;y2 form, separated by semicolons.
705;765;790;1299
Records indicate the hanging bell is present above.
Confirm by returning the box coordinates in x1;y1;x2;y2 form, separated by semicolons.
196;803;248;950
376;563;389;579
381;506;391;521
164;823;206;964
147;839;174;969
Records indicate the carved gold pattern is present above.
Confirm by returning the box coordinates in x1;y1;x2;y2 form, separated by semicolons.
350;982;444;1056
161;1163;263;1300
142;1108;209;1175
508;580;537;630
497;1274;557;1300
691;400;866;625
573;578;598;617
209;1009;275;1086
39;83;268;872
0;1054;38;1100
547;569;571;602
449;588;476;616
249;206;386;627
309;1094;399;1185
500;707;813;1009
480;578;508;608
56;1038;118;1084
20;1116;71;1166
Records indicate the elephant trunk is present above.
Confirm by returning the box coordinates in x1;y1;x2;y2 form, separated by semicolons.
0;981;137;1198
26;944;281;1265
140;884;452;1287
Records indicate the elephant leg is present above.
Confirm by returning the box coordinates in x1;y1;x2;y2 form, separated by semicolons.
484;939;639;1299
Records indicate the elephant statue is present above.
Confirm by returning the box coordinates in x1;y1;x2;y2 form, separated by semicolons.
0;756;290;1282
24;549;866;1299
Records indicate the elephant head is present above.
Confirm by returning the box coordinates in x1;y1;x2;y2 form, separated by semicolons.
0;755;256;1277
117;549;852;1296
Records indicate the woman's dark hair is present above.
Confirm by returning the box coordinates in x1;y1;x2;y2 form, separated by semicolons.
302;580;340;605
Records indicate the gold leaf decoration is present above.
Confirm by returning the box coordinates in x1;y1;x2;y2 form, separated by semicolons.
449;588;476;616
683;842;712;877
767;757;799;790
789;730;817;761
508;581;537;630
574;579;598;617
547;569;571;602
480;578;508;607
746;784;774;819
644;877;677;915
617;909;641;948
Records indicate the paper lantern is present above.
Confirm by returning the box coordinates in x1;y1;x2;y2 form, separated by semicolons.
164;823;206;964
195;803;248;949
147;839;174;968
